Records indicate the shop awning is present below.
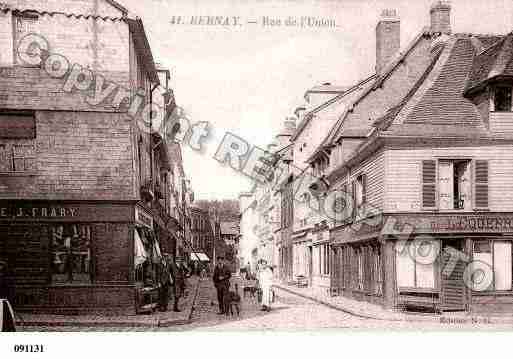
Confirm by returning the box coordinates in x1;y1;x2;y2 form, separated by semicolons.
190;252;209;261
331;224;381;246
135;226;163;264
134;228;148;267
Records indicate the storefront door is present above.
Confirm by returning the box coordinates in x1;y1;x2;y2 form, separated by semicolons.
440;240;467;312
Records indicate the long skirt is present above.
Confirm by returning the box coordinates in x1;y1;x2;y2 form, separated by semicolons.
261;285;272;307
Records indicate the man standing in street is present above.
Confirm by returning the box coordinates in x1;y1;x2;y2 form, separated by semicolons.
213;256;231;314
169;259;184;312
158;256;171;312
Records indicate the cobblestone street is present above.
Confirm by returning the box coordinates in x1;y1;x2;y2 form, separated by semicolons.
19;276;513;331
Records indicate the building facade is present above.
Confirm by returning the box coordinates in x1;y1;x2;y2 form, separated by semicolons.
0;0;187;314
259;1;513;315
190;206;214;263
323;2;513;313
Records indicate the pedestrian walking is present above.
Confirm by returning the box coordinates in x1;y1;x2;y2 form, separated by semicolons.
258;260;273;312
212;256;231;314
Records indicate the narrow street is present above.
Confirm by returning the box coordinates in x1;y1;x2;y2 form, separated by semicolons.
182;278;513;331
20;276;513;331
184;277;370;330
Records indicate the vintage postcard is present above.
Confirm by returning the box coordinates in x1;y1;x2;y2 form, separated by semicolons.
1;0;513;353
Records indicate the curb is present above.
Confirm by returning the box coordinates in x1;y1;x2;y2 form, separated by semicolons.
274;285;513;325
17;319;159;328
17;279;202;329
274;285;400;322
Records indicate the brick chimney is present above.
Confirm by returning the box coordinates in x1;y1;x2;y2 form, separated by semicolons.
430;1;451;34
375;9;400;75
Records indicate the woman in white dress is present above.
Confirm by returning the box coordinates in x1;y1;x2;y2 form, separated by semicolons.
258;261;273;311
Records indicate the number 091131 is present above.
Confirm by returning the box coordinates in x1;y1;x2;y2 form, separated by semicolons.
13;345;44;353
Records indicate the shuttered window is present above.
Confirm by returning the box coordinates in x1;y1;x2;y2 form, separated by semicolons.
422;160;437;209
474;160;489;209
361;174;367;205
351;180;357;219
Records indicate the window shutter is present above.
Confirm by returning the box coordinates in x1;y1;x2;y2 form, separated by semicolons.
351;180;357;219
362;174;367;204
422;160;437;209
474;160;489;209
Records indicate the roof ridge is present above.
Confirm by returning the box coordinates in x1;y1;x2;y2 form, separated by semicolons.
455;32;506;38
311;29;435;156
2;7;126;21
326;29;431;145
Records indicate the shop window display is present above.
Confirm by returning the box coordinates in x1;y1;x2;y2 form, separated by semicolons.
473;240;512;291
50;224;91;284
396;240;436;289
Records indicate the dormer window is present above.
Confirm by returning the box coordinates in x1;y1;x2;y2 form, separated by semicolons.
493;86;512;112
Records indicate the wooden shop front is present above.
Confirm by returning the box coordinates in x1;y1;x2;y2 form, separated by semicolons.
331;213;513;314
330;221;386;306
389;213;513;314
0;200;137;315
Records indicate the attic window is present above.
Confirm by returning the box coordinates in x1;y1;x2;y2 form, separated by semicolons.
494;86;512;112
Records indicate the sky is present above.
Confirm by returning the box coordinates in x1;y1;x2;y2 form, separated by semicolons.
119;0;512;200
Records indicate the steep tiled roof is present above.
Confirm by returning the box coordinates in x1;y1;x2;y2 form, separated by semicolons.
475;34;504;49
328;30;432;145
327;31;513;185
465;33;513;95
373;47;442;131
403;37;485;128
305;78;374;164
291;75;375;142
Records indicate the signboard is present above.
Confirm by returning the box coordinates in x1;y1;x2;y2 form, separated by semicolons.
387;214;513;234
0;201;133;223
0;206;77;218
429;216;513;232
330;213;513;244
